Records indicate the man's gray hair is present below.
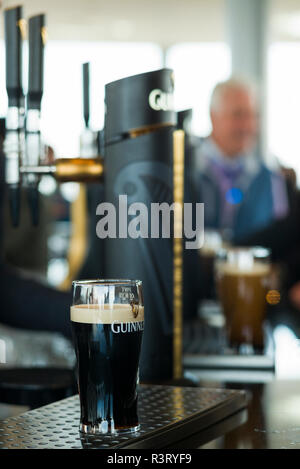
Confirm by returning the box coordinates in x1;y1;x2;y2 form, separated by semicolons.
209;77;258;113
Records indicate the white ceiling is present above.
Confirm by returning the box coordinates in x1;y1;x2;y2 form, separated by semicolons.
0;0;226;45
1;0;300;45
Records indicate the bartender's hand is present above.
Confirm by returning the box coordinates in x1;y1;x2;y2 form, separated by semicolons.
289;281;300;310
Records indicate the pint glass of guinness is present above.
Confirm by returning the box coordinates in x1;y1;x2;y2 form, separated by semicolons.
216;247;271;352
71;279;144;434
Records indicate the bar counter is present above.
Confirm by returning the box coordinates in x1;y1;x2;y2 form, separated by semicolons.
192;307;300;449
200;380;300;449
1;309;300;449
2;377;300;449
0;385;247;449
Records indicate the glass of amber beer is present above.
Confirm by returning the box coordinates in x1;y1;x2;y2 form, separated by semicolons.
216;247;271;353
71;279;144;434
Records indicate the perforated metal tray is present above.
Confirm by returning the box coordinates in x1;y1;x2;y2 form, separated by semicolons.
0;385;247;449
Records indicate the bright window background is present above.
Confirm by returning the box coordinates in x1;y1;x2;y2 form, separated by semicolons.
2;39;300;179
0;40;163;157
0;41;232;155
41;41;163;157
268;42;300;183
166;43;232;136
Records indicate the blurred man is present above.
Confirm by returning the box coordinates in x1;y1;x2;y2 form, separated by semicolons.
191;78;289;242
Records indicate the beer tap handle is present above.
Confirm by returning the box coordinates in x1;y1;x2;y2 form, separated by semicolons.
4;6;25;227
26;14;46;226
80;62;98;157
5;6;24;108
27;14;45;111
83;62;90;128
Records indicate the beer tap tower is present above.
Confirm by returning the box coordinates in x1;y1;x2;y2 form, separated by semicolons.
24;14;45;225
4;6;25;227
60;62;103;290
3;7;104;229
80;63;98;159
3;6;189;385
103;71;185;383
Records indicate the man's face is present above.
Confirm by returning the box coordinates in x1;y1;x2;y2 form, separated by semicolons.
210;87;258;157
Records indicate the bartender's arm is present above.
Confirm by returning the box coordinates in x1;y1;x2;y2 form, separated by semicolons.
0;263;72;339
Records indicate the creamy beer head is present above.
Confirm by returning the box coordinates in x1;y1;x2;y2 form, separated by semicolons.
71;303;144;324
217;261;271;277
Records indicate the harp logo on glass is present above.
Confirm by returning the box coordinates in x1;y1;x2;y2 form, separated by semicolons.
95;195;204;250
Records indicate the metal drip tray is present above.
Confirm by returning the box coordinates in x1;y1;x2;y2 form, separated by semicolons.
0;385;247;449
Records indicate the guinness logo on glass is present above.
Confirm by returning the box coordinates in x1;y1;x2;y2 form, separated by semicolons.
148;89;173;111
111;321;144;334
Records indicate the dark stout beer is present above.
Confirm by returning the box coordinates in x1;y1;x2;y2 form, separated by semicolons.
217;262;270;350
71;304;144;434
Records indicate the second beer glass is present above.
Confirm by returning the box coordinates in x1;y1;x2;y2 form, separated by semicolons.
216;247;271;352
71;279;144;434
